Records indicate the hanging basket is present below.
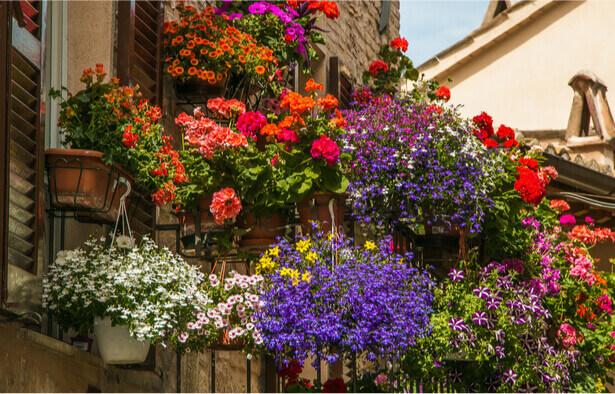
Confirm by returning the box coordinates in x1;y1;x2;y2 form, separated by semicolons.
94;317;150;364
45;149;133;221
297;192;346;234
237;211;287;249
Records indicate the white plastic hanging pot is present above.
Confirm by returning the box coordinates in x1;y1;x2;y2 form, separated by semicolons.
94;317;150;364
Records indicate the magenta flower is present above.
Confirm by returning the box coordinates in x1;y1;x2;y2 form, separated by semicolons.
559;214;576;226
310;135;340;165
236;111;266;140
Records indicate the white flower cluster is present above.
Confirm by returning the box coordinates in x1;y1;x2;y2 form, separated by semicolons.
42;236;212;343
200;271;266;346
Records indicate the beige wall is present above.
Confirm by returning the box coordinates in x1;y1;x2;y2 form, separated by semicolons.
419;1;615;132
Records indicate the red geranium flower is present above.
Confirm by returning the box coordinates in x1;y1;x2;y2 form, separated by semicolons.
390;36;409;52
435;86;451;102
514;166;546;206
496;124;515;139
368;60;389;77
518;157;539;172
210;188;242;224
472;111;494;138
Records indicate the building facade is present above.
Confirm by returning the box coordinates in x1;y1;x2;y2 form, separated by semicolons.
0;1;400;392
409;0;615;271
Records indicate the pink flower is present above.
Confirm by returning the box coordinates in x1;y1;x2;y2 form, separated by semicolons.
210;188;242;225
558;323;578;347
310;135;340;166
236;111;267;140
559;214;576;226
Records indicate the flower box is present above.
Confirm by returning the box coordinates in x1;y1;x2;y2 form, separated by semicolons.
45;148;133;221
237;211;287;249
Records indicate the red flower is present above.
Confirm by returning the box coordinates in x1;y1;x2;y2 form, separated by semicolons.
503;138;519;148
152;182;176;206
278;359;303;381
472;111;494;138
308;1;339;19
322;377;347;393
122;125;138;148
310;135;340;165
435;86;451;102
368;60;389;77
482;138;498;148
390;36;409;52
426;105;443;114
209;188;242;225
518;157;539;172
496;124;515;139
514;166;546;206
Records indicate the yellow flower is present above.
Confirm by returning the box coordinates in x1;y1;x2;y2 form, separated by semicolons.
296;239;311;253
302;271;312;283
256;255;277;274
365;241;377;251
268;246;280;257
595;378;605;392
306;252;318;263
327;233;335;241
292;277;300;286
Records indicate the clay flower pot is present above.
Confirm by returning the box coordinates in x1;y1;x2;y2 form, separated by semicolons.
237;211;287;249
208;329;245;351
297;192;347;234
46;149;132;221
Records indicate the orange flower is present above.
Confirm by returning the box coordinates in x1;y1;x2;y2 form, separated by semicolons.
123;87;134;97
188;67;197;76
210;188;242;225
332;109;347;128
186;40;196;49
95;63;105;74
200;48;209;55
191;58;199;66
112;77;119;84
175;67;184;75
179;49;190;57
238;55;246;63
255;65;266;75
318;94;338;111
173;59;180;66
261;123;280;136
280;92;315;115
305;78;324;92
167;65;175;74
206;71;215;79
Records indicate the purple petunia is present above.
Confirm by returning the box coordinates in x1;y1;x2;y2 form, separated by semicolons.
472;311;488;325
448;318;468;332
473;286;491;300
503;369;518;385
448;269;465;281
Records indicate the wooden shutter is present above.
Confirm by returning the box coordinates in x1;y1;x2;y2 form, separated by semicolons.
117;0;164;106
328;57;352;109
117;0;163;237
3;0;45;277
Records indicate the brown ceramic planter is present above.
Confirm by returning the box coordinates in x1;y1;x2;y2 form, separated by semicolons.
237;211;287;248
208;329;245;351
176;195;219;238
297;192;346;234
46;149;132;221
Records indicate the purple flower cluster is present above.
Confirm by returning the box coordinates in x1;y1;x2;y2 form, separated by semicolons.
341;96;499;232
439;262;574;392
256;233;433;367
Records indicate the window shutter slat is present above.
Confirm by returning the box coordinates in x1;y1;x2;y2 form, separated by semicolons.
6;0;44;275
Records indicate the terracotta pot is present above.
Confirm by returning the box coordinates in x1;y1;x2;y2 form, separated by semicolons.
176;195;218;238
237;211;287;248
46;149;132;221
297;192;346;234
208;329;245;351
